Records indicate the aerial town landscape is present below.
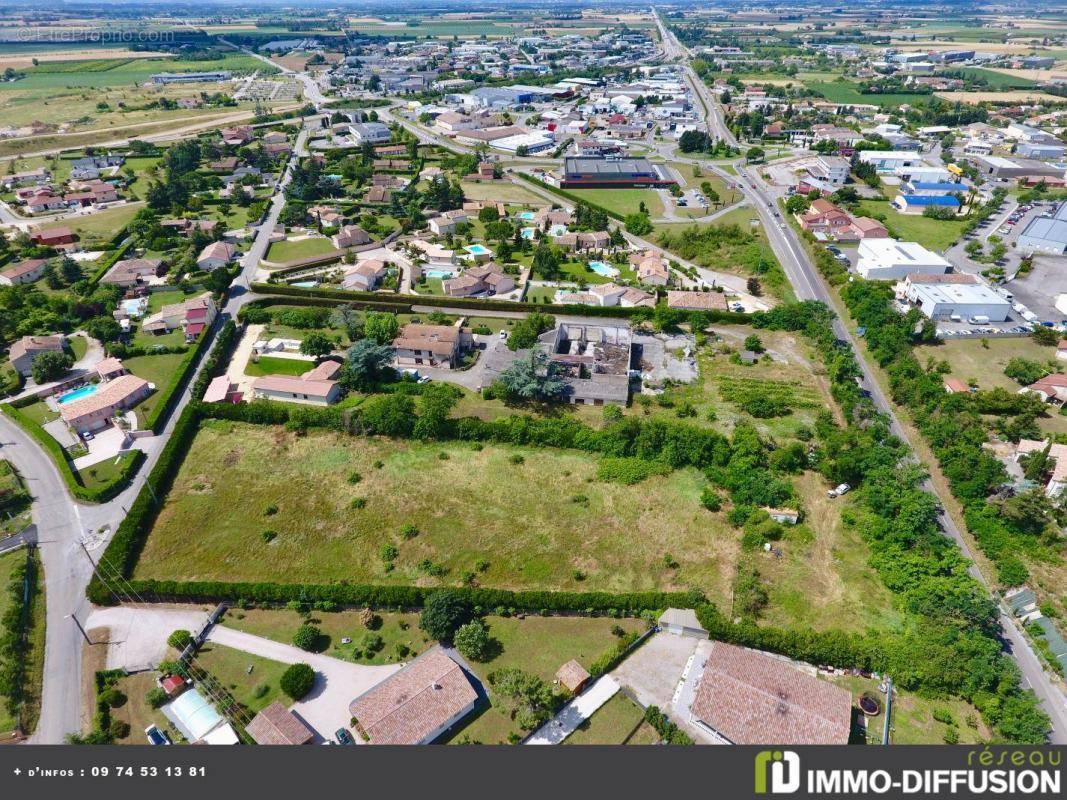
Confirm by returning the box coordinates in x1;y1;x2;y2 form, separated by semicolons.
1;0;1067;766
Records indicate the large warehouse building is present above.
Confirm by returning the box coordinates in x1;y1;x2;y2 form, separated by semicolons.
561;157;675;188
856;238;952;280
1016;202;1067;256
901;273;1011;321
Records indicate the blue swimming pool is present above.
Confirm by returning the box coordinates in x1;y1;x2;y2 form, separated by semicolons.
57;385;98;404
588;261;620;278
518;211;536;221
521;227;536;240
291;280;319;288
465;244;491;256
423;268;456;279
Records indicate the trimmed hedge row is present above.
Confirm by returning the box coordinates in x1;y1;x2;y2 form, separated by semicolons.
86;238;132;286
240;296;414;317
106;578;705;615
191;320;238;400
0;403;144;503
142;314;222;434
252;283;754;323
0;548;38;731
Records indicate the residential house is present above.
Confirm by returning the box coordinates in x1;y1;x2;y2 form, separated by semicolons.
849;217;889;239
95;357;127;381
9;334;66;376
688;641;852;745
441;263;515;297
427;209;469;236
221;125;253;146
555;230;610;252
250;369;342;406
666;290;728;312
1015;439;1067;497
30;227;75;248
1020;374;1067;405
348;647;478;745
631;252;669;286
393;323;473;370
365;186;392;204
196;241;235;271
60;374;152;436
331;225;372;249
0;258;48;286
341;259;388;291
141;292;217;341
101;258;165;289
246;702;316;746
1;168;49;190
23;190;66;213
799;199;854;238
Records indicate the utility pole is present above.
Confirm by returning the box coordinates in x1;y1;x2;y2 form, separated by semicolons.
68;613;92;646
881;676;894;745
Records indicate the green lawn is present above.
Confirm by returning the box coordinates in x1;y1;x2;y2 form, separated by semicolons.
36;204;143;246
69;336;88;362
446;615;646;745
222;608;433;666
191;642;291;717
806;80;930;109
563;692;659;745
265;237;342;264
243;355;317;378
18;400;58;426
0;460;31;539
77;451;139;493
565;188;665;218
134;421;740;602
123;351;188;423
854;200;968;252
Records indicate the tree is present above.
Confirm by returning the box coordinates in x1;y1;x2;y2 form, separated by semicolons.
280;663;316;700
419;590;472;642
339;339;395;390
454;619;494;661
493;349;566;402
359;393;416;437
300;331;334;358
784;194;809;215
507;311;555;351
1004;357;1048;386
414;382;461;440
167;630;193;650
30;350;72;383
364;311;400;345
293;624;324;652
624;212;653;236
745;146;765;163
743;334;765;353
531;242;561;280
487;667;559;730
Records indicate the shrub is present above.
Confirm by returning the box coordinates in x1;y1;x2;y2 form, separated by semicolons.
293;624;324;652
454;619;494;661
348;472;362;484
280;663;315;700
400;524;419;539
167;630;193;650
99;688;126;708
145;687;168;709
350;497;366;509
108;720;131;740
264;504;278;516
700;487;722;512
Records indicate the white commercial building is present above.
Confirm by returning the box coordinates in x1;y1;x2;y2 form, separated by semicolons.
856;238;951;281
491;132;554;154
896;165;954;184
903;277;1011;321
858;150;925;173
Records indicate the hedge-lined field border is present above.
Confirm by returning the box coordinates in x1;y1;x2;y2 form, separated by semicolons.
515;173;625;222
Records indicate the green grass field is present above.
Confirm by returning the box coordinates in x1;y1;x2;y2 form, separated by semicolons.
264;237;342;264
123;351;188;423
954;67;1037;89
133;421;739;601
854;199;968;252
36;204;143;247
0;549;44;735
564;188;665;218
563;692;660;745
806;81;930;109
243;355;317;377
0;53;272;91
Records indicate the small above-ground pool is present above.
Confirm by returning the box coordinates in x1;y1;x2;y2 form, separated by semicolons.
423;268;456;279
587;260;620;278
290;280;319;288
517;211;536;221
58;384;99;404
465;244;491;256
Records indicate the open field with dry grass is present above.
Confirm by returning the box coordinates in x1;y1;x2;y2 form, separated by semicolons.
936;90;1066;104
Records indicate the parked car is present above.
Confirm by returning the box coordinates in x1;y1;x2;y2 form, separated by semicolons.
335;728;355;745
827;483;851;499
145;725;171;745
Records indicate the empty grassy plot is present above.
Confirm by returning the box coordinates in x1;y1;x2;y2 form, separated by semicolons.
564;188;664;218
717;375;822;415
756;473;901;634
853;200;968;252
243;355;317;378
459;180;544;204
264;237;342;265
134;422;739;600
447;615;645;745
806;81;929;109
563;692;659;745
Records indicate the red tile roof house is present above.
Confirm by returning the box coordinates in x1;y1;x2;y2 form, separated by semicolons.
30;227;76;248
849;216;889;239
1020;374;1067;404
798;199;854;239
341;259;389;291
442;263;515;298
666;290;728;312
688;642;852;745
246;701;316;745
250;361;343;406
196;241;236;271
349;647;478;745
393;323;474;370
9;334;66;376
331;225;372;249
59;373;152;436
0;258;48;286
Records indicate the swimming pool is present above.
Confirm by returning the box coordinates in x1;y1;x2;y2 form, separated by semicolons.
423;268;456;279
521;227;536;240
291;280;319;288
548;224;568;237
588;261;620;278
517;211;536;221
465;244;491;256
57;384;98;404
